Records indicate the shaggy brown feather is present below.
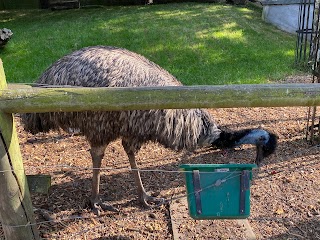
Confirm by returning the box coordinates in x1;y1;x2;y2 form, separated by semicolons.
22;46;276;214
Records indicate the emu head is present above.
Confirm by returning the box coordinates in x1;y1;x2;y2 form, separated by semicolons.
234;129;277;166
210;128;277;167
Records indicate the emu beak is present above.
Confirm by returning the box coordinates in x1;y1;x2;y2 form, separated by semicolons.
255;144;264;167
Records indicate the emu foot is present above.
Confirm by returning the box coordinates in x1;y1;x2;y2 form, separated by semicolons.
140;192;166;209
91;199;119;216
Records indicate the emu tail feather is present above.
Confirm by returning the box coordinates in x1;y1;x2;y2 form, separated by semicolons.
21;113;59;134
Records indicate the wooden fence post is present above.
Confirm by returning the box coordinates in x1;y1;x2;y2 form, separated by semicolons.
0;59;39;239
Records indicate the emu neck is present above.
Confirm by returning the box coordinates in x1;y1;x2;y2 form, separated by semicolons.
235;129;270;146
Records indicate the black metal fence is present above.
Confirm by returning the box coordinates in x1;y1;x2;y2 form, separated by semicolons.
295;0;316;68
295;0;320;141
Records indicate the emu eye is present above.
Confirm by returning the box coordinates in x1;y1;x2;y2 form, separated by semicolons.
259;136;266;141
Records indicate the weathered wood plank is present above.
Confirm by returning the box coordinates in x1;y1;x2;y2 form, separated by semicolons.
236;219;256;240
1;83;320;113
170;198;256;239
27;175;51;194
0;59;40;240
169;199;185;240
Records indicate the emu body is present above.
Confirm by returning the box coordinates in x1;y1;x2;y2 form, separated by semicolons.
22;46;277;214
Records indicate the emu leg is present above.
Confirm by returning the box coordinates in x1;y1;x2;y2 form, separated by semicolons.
90;145;118;215
127;152;165;207
122;140;165;207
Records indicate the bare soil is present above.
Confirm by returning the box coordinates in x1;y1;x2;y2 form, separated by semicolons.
1;74;320;239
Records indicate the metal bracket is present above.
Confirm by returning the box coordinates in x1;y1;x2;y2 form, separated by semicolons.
192;170;202;215
239;170;250;215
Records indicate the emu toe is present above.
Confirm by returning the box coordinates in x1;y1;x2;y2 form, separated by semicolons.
140;192;166;208
91;199;119;216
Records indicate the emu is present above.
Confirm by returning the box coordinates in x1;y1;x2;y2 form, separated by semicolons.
22;46;277;215
0;28;13;48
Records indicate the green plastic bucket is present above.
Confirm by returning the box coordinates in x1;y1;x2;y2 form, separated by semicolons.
180;164;257;220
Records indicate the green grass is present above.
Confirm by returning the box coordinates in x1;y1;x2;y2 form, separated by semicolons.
0;3;301;84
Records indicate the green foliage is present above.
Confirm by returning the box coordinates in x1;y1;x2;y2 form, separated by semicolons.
0;3;300;84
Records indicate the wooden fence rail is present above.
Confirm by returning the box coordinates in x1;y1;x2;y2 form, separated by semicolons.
1;82;320;113
1;60;320;239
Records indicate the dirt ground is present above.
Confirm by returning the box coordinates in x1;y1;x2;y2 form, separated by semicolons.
1;75;320;239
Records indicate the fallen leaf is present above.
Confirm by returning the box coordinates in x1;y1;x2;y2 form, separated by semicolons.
275;208;284;215
145;223;154;232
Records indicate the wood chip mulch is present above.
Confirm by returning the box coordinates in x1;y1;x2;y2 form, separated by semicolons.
1;74;320;239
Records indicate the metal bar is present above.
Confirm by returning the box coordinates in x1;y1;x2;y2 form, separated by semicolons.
301;0;308;62
311;105;317;143
308;0;316;59
312;2;320;73
303;0;310;61
296;0;304;63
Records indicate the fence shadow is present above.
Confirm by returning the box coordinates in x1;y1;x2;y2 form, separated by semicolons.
250;217;320;239
29;131;317;209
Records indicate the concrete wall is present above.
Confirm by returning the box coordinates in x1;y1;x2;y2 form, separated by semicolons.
262;0;314;34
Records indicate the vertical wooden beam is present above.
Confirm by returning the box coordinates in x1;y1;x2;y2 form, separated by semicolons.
0;59;39;240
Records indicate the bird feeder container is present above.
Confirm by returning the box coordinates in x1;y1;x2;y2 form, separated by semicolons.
180;163;257;220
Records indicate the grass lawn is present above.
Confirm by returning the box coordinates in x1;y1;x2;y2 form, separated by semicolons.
0;3;302;85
